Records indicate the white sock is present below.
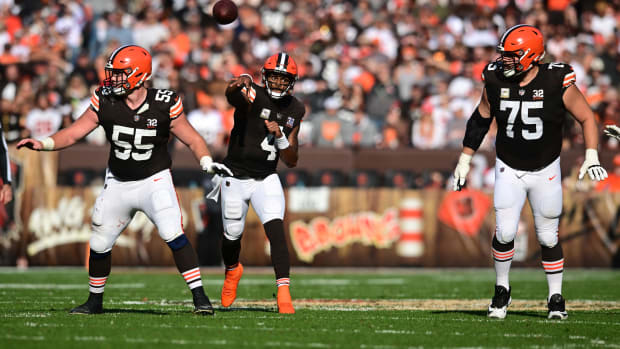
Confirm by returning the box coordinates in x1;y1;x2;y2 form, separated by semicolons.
493;247;514;289
546;272;563;300
542;258;564;300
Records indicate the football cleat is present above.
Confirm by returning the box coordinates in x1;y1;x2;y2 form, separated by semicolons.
221;263;244;308
488;285;511;319
547;294;568;320
193;292;215;315
69;293;103;315
277;285;295;314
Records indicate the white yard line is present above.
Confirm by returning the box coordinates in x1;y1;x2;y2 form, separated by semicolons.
0;283;144;289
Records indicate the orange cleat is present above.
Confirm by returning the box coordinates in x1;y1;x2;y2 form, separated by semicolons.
221;263;243;307
277;285;295;314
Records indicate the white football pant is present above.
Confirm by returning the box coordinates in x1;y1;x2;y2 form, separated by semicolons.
89;168;183;253
494;157;562;248
220;173;285;241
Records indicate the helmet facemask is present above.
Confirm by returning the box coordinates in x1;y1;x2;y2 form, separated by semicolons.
495;48;530;79
262;70;295;99
104;64;134;96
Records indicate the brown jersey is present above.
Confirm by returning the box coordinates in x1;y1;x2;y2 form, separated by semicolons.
89;87;184;181
224;83;305;179
483;62;576;171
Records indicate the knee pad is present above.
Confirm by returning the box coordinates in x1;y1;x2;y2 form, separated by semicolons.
537;230;558;248
159;229;183;243
495;227;517;244
89;231;113;254
224;222;244;241
224;200;243;220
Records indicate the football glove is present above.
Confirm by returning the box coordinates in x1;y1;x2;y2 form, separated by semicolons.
200;156;233;177
604;125;620;141
453;152;472;191
578;149;608;181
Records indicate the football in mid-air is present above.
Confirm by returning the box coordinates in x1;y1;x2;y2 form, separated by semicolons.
213;0;238;25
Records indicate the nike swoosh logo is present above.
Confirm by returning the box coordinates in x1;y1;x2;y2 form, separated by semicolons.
549;175;556;181
154;178;163;182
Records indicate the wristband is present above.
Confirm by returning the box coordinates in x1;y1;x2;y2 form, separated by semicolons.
275;133;290;150
40;137;55;151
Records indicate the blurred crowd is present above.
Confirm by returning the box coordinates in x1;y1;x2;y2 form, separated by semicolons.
1;0;619;155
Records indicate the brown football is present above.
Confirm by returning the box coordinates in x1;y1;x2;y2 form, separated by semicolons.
213;0;238;25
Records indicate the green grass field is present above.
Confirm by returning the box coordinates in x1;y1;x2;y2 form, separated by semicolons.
1;267;619;348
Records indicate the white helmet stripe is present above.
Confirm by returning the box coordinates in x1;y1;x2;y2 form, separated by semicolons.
500;24;530;47
277;52;287;71
107;45;139;65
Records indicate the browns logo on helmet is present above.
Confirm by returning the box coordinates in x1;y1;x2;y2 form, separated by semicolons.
104;45;152;96
261;52;298;99
496;24;545;78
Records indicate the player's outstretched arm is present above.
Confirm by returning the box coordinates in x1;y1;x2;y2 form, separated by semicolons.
225;74;253;107
563;85;608;181
453;88;492;191
16;108;99;151
265;120;299;168
171;112;232;176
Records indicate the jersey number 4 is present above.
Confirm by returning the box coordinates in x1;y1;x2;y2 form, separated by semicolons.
260;126;285;161
500;100;543;140
112;125;156;161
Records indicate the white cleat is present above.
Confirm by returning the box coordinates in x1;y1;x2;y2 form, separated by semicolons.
488;285;511;319
547;294;568;320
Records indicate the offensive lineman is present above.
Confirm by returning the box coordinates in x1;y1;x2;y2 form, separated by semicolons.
452;25;608;320
208;52;304;314
17;45;232;315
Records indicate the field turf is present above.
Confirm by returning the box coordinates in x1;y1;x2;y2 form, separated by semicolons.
1;267;618;348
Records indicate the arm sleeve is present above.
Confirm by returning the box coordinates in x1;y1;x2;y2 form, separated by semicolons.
0;125;11;184
462;107;493;151
226;83;256;108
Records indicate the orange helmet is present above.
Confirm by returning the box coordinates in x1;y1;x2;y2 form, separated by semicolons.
261;52;298;99
104;45;152;95
496;24;545;78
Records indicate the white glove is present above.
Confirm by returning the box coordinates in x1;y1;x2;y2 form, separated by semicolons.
604;125;620;140
578;149;608;181
200;156;233;177
453;153;472;191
